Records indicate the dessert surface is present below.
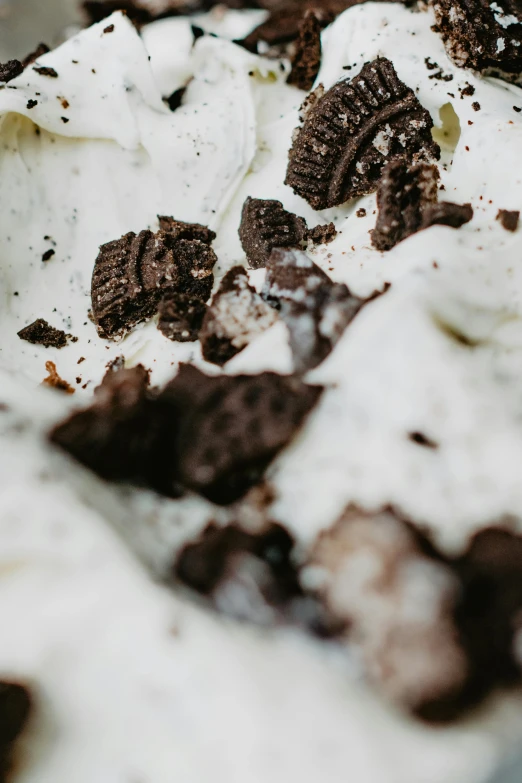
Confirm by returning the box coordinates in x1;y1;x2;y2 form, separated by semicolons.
0;1;522;781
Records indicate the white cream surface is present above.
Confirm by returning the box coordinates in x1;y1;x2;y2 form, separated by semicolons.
0;4;522;783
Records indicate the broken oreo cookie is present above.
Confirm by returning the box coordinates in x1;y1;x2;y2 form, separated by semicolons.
287;10;322;91
158;216;216;245
239;197;308;269
431;0;522;80
18;318;77;349
160;364;322;504
371;161;472;251
264;248;381;371
91;226;217;339
0;60;23;83
157;292;207;342
199;266;278;365
286;57;440;210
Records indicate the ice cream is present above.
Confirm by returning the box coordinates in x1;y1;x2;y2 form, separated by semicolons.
0;2;522;781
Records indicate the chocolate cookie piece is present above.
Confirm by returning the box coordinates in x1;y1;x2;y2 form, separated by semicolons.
158;292;207;342
91;228;216;340
160;364;322;504
372;161;472;251
455;527;522;700
17;319;76;349
496;209;520;232
287;10;322;91
175;521;303;624
51;364;180;492
157;216;216;245
305;508;469;721
200;266;278;365
264;248;376;371
431;0;522;80
0;60;23;83
32;66;58;78
91;230;175;339
0;681;32;781
239;197;308;269
286;57;440;210
22;43;50;68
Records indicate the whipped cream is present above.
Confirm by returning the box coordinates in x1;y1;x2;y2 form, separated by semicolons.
0;4;521;782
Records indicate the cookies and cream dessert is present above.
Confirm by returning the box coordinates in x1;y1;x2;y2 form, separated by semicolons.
0;0;522;781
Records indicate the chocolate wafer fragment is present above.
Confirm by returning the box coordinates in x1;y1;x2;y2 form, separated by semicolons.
18;318;76;349
0;60;23;83
91;229;217;339
286;57;440;210
371;161;472;251
431;0;522;80
264;248;382;371
239;197;308;269
307;222;337;244
200;266;278;365
33;66;58;78
496;209;519;232
287;10;322;91
161;364;322;504
158;292;207;342
0;681;33;781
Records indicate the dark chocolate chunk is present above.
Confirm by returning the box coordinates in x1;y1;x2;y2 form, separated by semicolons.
496;209;520;232
157;216;216;245
165;87;186;112
287;10;322;91
199;266;277;365
371;161;472;251
286;57;440;210
307;222;337;244
175;522;303;624
0;681;32;781
43;361;75;393
0;60;23;83
21;43;50;68
263;247;376;371
431;0;522;80
157;291;207;342
238;197;308;269
32;66;58;78
91;230;175;340
18;318;75;349
160;364;322;504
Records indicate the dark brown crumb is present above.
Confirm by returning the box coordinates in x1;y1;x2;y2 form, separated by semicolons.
60;98;70;109
496;209;520;232
21;43;50;68
409;431;439;449
287;10;322;91
514;106;522;113
18;318;76;349
472;101;481;111
43;361;75;393
103;23;115;33
42;249;55;261
356;208;367;217
165;86;186;112
307;222;337;244
26;99;38;109
0;681;33;781
61;117;70;124
286;57;440;209
0;60;23;83
32;66;58;78
459;83;475;98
